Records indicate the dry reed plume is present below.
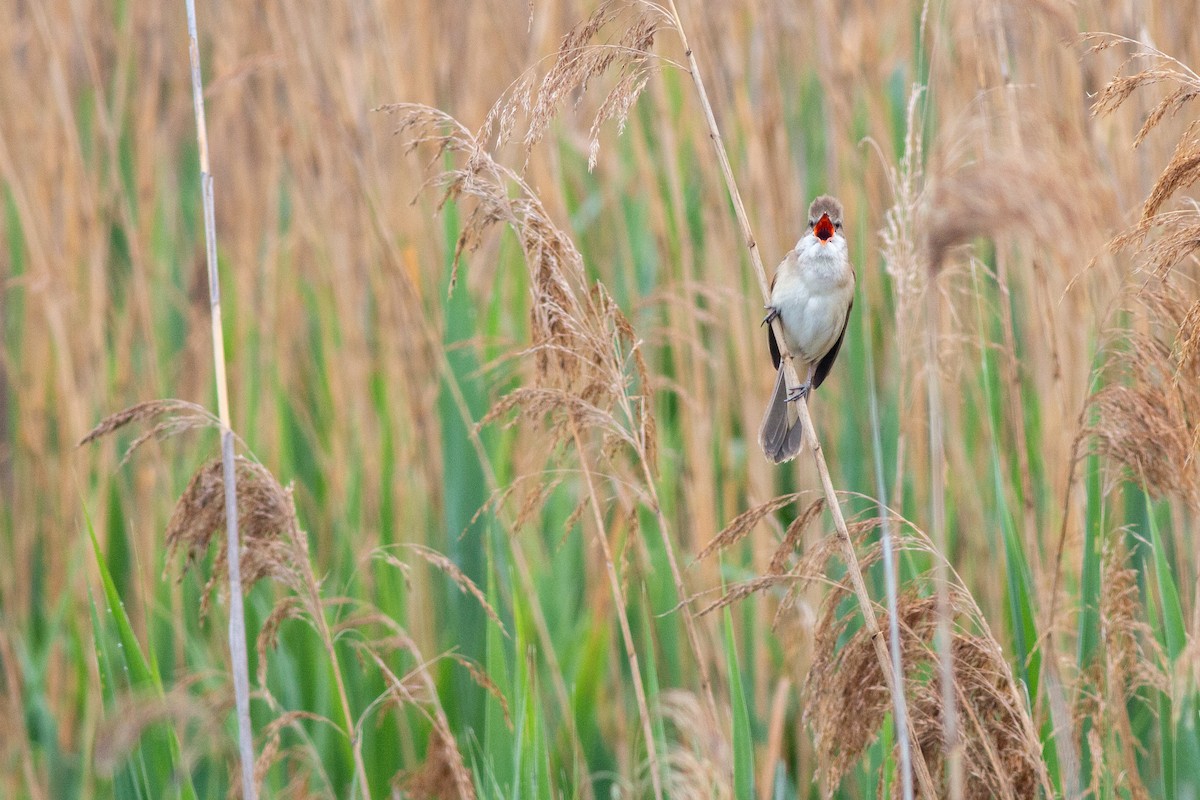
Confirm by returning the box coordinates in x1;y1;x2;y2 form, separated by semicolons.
659;689;733;800
1083;33;1200;507
479;0;667;171
1062;28;1200;800
692;503;1050;798
799;519;1048;800
81;404;307;610
384;101;655;441
1093;34;1200;280
1084;279;1200;506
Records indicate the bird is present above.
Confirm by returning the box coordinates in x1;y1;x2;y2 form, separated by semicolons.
759;195;855;464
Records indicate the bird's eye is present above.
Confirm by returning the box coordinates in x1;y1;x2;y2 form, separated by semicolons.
808;219;816;227
834;221;842;230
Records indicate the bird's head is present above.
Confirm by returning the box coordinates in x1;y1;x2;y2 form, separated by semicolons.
807;196;844;245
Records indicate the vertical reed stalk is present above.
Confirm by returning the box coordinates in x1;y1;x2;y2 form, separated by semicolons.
182;4;254;797
865;309;916;800
663;1;936;795
925;281;961;798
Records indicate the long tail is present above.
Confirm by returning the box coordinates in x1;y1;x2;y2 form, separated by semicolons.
759;368;805;463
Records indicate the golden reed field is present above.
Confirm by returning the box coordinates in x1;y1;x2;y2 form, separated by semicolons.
2;0;1200;797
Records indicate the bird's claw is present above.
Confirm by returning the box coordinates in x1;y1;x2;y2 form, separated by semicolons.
761;306;780;327
786;383;810;403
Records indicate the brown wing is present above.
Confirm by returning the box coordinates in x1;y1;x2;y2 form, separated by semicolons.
811;296;852;390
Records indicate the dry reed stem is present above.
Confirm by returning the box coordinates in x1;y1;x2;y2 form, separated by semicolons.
182;1;257;794
924;272;962;800
662;0;937;795
804;394;934;798
875;79;928;800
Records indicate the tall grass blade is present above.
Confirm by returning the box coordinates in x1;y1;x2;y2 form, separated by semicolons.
723;605;754;800
1145;495;1184;796
85;506;197;800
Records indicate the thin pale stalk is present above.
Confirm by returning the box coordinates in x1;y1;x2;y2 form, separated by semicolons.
182;4;255;798
570;421;664;800
865;308;915;800
663;1;935;795
925;282;962;799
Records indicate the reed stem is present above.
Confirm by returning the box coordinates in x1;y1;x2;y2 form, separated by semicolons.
182;2;256;797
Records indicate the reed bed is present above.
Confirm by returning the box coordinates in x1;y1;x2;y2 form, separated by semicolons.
2;0;1199;797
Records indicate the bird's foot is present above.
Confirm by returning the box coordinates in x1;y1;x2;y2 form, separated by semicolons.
761;306;780;326
786;382;810;403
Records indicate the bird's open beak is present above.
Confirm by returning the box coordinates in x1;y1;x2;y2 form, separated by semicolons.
814;213;835;242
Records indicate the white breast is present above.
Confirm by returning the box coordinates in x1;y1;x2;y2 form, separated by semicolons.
769;235;853;366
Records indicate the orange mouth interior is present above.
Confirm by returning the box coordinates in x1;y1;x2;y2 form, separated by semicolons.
814;214;835;241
